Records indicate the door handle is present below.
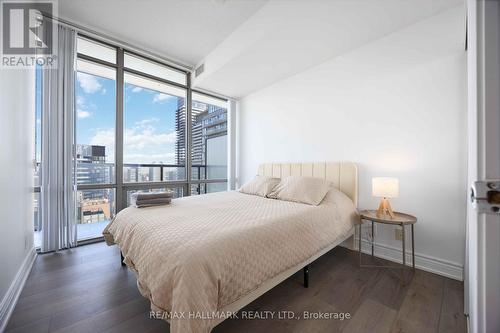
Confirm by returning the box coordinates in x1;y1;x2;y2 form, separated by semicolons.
471;180;500;214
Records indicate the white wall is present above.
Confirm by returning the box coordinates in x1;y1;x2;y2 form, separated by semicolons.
238;6;466;279
0;68;36;327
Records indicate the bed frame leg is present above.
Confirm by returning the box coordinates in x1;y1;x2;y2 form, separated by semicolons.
303;265;309;288
120;252;125;267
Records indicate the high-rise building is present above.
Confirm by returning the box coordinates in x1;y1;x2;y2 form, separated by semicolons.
175;100;228;181
175;99;228;195
76;144;112;186
175;99;187;166
75;144;114;225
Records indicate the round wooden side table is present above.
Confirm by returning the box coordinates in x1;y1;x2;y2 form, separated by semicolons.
358;210;417;272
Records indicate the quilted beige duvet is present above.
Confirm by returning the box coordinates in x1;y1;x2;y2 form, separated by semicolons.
103;189;357;333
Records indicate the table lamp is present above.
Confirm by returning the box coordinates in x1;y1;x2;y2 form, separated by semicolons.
372;177;399;219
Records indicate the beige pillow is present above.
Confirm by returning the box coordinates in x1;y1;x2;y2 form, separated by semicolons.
239;175;280;197
269;176;331;205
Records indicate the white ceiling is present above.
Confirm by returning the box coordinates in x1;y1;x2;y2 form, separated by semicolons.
193;0;464;98
59;0;268;66
60;0;463;99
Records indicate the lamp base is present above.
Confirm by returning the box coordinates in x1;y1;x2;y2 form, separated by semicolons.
376;198;395;219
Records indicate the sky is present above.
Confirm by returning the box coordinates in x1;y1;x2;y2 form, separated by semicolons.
75;72;183;165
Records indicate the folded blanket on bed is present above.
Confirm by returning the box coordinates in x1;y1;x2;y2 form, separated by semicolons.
135;192;173;200
131;192;173;208
134;198;172;208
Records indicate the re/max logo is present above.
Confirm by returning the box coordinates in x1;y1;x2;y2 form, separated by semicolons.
2;1;54;55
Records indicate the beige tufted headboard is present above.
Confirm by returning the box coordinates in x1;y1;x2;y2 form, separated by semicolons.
257;162;358;207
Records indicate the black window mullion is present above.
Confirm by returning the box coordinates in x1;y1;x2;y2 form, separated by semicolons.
186;73;193;195
115;48;125;211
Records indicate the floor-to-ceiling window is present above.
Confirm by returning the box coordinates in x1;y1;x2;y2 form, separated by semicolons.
75;37;117;240
65;35;229;241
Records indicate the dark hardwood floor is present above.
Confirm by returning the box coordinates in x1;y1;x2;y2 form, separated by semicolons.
5;242;466;333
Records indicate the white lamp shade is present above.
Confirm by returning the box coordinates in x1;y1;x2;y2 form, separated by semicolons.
372;177;399;198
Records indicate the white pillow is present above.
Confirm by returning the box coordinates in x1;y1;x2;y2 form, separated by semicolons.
239;175;280;197
268;176;331;205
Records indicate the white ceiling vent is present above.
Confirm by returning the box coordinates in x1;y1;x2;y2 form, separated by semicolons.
195;63;205;77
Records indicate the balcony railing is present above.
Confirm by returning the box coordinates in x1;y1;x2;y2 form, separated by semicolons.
36;162;226;186
73;163;213;184
122;163;208;183
33;162;228;245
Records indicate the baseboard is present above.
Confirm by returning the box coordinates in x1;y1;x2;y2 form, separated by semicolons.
0;248;37;332
340;235;356;250
352;238;463;281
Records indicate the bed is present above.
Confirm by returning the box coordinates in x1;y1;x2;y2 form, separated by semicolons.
103;161;359;333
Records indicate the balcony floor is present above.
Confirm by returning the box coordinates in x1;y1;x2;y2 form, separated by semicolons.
34;221;109;248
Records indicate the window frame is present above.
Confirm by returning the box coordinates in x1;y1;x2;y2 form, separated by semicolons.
74;34;228;240
122;70;188;184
